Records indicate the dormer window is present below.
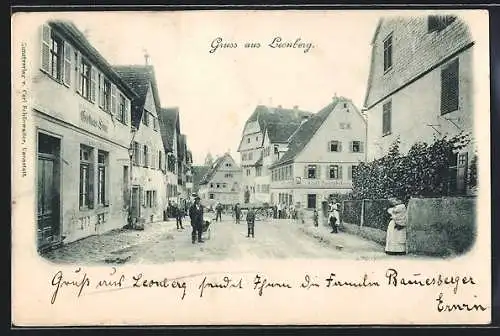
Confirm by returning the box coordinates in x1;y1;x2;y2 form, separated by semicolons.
428;15;456;33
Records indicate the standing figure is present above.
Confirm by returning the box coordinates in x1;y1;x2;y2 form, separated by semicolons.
189;196;204;244
234;203;241;224
277;203;283;219
313;209;319;227
215;202;223;222
176;203;185;230
329;211;338;233
246;207;256;238
385;198;408;255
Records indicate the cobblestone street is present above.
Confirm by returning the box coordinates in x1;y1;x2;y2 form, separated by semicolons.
42;214;420;264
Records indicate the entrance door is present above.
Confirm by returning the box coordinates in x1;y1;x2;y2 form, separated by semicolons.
307;194;316;209
37;133;60;251
130;186;141;219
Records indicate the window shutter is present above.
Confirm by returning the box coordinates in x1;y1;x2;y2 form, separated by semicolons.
75;52;82;94
338;142;343;152
348;166;352;180
88;166;94;209
62;41;72;86
111;85;117;116
304;165;308;178
124;98;130;124
99;74;105;107
339;166;343;180
359;142;364;153
316;165;321;179
327;141;331;152
349;141;353;153
40;24;51;73
90;67;97;102
140;187;145;207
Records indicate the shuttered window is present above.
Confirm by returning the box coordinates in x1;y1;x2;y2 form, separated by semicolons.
441;58;459;115
382;101;392;136
428;15;456;33
383;34;393;72
63;41;72;86
111;84;117;116
40;24;51;73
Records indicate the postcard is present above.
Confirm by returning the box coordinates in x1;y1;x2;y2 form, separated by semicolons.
11;9;491;325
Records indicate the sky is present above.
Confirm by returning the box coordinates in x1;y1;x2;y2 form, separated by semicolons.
38;11;382;164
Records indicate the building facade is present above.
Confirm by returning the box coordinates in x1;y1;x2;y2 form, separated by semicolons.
237;105;312;204
364;15;474;193
113;65;167;225
269;97;367;210
198;153;242;208
32;21;138;251
158;107;180;204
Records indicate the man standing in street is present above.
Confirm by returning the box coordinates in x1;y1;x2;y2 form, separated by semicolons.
215;202;223;222
175;203;185;230
246;207;256;238
189;196;204;244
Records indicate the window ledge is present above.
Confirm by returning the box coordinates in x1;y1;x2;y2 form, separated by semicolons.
383;66;393;75
382;132;392;138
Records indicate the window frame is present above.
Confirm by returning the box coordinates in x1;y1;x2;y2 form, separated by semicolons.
382;100;392;136
440;58;460;115
97;150;108;207
307;165;317;179
79;145;93;210
383;33;393;73
79;58;92;100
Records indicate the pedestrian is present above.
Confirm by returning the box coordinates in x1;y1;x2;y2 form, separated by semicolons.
246;207;256;238
313;209;319;227
189;196;204;244
215;202;223;222
176;203;185;230
277;203;282;219
329;211;338;233
234;203;241;224
385;198;408;255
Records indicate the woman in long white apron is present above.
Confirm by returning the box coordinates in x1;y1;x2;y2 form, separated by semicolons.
385;198;408;255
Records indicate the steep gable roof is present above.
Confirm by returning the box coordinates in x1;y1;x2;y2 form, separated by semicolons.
157;107;179;153
238;105;313;151
113;65;162;129
270;98;345;168
199;153;236;185
192;165;210;193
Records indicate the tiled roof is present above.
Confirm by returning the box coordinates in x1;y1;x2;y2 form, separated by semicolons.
157;107;179;153
113;65;161;129
199;155;227;185
50;21;138;100
192;165;210;193
238;105;313;151
270;98;344;168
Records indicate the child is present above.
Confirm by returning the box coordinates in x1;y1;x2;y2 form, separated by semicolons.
313;209;319;227
246;207;256;238
385;198;407;255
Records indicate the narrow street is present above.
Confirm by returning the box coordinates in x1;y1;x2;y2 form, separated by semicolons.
44;214;390;264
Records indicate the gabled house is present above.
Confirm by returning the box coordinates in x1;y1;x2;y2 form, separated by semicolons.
198;153;242;208
32;20;138;251
269;97;367;210
113;65;167;224
363;15;474;194
237;105;313;203
157;107;180;204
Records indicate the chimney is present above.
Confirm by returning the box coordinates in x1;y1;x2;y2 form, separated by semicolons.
333;92;338;100
293;105;299;110
277;105;282;109
143;49;150;65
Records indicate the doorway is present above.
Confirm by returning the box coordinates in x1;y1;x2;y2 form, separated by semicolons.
307;194;317;209
130;186;141;220
37;132;61;252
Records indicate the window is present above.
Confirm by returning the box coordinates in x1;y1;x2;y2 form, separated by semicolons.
143;145;149;167
307;165;317;179
247;138;250;143
458;153;467;166
143;110;150;126
256;166;262;176
348;165;357;180
246;169;251;176
133;141;140;165
216;184;220;188
79;59;91;99
329;165;340;179
242;153;247;161
256;136;259;142
102;78;111;111
248;152;253;160
340;122;351;129
382;101;392;136
223;183;227;188
428;15;456;33
209;193;214;199
49;34;62;80
153;117;158;131
441;58;459;115
210;183;214;188
79;145;93;209
274;145;279;154
117;94;127;123
97;151;108;206
329;140;341;152
383;34;393;72
351;141;363;153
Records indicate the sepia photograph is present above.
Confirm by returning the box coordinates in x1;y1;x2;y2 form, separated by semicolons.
11;9;491;326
